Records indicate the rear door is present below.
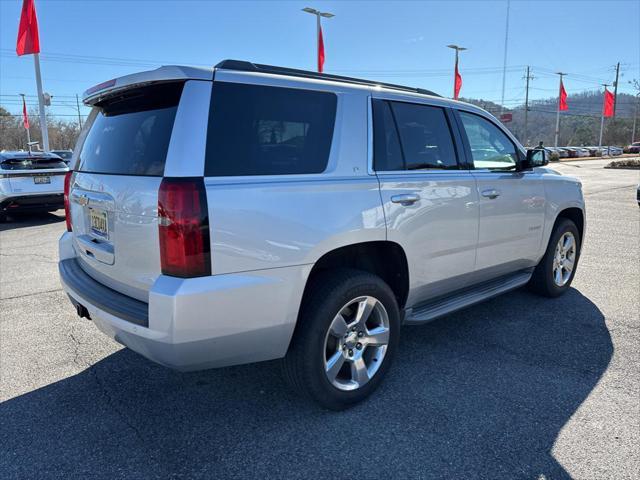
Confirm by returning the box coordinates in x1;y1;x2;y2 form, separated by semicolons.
69;80;211;301
372;97;479;305
455;110;545;281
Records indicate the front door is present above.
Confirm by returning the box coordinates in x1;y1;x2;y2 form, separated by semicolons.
456;110;546;281
372;98;479;306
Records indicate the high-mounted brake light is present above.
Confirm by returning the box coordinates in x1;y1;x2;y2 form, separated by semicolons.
63;171;73;232
84;78;116;97
158;178;211;278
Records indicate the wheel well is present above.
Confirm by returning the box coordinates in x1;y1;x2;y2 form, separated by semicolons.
305;241;410;309
556;207;584;241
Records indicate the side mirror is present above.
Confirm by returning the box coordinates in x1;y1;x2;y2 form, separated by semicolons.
520;148;548;170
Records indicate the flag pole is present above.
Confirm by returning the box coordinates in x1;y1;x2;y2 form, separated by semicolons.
454;49;458;98
316;13;321;72
598;84;609;148
19;93;31;152
33;52;49;151
554;72;566;148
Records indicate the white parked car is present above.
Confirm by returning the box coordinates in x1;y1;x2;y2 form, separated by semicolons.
59;61;586;409
0;151;69;222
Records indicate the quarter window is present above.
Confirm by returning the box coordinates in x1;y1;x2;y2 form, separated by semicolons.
205;82;337;176
458;111;517;169
373;99;458;171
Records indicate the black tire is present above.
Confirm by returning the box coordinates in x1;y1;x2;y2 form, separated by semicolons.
529;218;581;297
283;269;400;410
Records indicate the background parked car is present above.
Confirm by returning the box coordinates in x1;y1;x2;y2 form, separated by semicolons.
568;147;590;158
586;146;603;157
50;149;73;165
0;151;68;221
624;142;640;154
609;146;623;156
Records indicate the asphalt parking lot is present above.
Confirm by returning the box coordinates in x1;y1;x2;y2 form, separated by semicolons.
1;159;638;479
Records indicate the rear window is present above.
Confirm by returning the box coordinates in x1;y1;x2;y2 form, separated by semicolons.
205;82;337;176
1;157;67;170
77;82;183;176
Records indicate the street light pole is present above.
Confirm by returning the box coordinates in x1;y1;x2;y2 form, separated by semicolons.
500;0;511;115
446;44;467;99
302;7;334;72
75;94;83;129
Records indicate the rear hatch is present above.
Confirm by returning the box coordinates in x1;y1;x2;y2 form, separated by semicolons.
69;82;185;302
2;156;67;195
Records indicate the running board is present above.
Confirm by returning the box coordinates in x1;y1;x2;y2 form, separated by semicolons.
404;270;533;325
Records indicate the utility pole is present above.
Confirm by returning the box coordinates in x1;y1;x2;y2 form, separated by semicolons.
598;83;610;148
75;94;83;129
500;0;511;115
523;66;534;146
612;62;620;118
632;94;639;144
554;72;566;148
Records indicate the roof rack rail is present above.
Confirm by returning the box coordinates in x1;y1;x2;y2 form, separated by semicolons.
215;59;440;97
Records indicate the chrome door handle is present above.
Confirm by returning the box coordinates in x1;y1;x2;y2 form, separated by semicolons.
391;194;420;206
481;189;501;199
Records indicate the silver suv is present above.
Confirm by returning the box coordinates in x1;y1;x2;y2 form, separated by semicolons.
1;151;68;222
59;60;585;409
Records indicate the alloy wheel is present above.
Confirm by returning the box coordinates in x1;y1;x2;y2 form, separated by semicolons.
552;232;576;287
323;296;390;391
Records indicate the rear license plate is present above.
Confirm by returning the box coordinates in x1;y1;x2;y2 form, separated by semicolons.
34;176;50;184
89;208;109;238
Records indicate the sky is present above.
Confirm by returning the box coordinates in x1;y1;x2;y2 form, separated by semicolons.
1;0;639;120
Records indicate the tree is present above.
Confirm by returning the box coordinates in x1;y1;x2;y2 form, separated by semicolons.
0;106;80;151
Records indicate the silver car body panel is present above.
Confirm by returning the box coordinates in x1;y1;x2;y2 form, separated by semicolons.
206;70;385;275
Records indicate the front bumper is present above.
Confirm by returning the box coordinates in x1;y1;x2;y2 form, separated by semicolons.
58;232;310;371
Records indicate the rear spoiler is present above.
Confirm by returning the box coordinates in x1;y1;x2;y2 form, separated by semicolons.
83;65;214;105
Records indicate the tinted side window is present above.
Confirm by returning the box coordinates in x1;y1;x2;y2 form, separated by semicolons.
205;82;337;176
78;82;183;176
391;102;458;170
372;100;403;171
459;111;517;169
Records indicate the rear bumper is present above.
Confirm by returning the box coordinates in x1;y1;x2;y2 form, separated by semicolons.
58;232;310;371
0;193;64;213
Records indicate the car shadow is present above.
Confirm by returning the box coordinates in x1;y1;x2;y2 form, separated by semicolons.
0;210;65;232
1;288;611;479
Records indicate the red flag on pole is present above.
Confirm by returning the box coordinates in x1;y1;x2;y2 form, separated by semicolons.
22;97;29;129
16;0;40;56
559;79;568;111
318;24;325;73
454;58;462;100
603;87;615;118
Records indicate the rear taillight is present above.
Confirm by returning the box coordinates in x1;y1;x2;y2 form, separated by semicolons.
158;177;211;278
64;171;73;231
